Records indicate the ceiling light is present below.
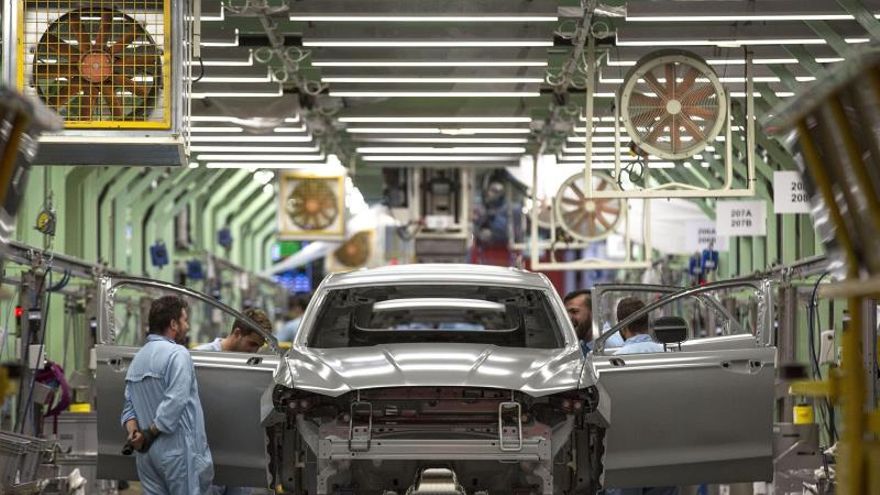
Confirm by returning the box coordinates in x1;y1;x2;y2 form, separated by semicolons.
346;127;530;134
273;125;308;133
330;91;541;98
190;126;244;133
312;61;548;67
303;41;553;47
262;184;274;195
284;116;300;123
205;162;335;169
253;170;275;184
190;135;314;143
616;38;828;47
340;116;531;123
190;146;320;152
191;89;284;99
356;146;526;154
188;161;199;168
190;76;272;83
290;15;558;22
200;30;239;47
322;77;544;84
353;137;529;144
188;54;254;67
197;154;326;161
362;156;519;162
626;14;859;22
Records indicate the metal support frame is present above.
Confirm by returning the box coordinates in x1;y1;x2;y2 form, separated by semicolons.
583;48;757;199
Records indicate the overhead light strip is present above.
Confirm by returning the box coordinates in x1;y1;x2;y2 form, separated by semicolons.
322;77;544;84
190;146;320;153
356;146;526;154
313;61;548;68
205;162;335;169
346;127;530;134
304;41;553;47
330;91;541;97
353;137;528;144
617;38;870;47
190;135;314;143
340;117;531;123
362;156;519;162
291;15;558;22
197;154;326;161
626;14;876;22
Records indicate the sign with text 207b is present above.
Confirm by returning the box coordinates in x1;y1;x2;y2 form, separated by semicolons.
774;171;812;214
716;201;767;236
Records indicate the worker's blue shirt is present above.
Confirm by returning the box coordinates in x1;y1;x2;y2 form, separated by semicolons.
613;333;665;355
122;334;213;494
581;330;625;355
276;316;302;343
193;338;223;352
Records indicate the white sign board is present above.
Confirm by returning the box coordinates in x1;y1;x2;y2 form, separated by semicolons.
684;220;728;252
716;201;767;236
774;171;811;214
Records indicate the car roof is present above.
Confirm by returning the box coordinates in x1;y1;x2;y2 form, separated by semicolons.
322;264;551;290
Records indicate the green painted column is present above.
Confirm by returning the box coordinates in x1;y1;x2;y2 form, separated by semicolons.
112;168;166;270
197;170;249;251
229;193;274;266
97;168;140;265
254;215;277;273
245;206;277;271
210;178;265;257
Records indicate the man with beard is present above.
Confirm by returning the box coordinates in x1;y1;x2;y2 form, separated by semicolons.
121;295;213;494
563;289;624;355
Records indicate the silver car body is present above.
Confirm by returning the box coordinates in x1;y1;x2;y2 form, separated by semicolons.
95;265;775;494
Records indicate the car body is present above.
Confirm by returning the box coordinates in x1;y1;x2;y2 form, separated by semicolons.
95;266;776;494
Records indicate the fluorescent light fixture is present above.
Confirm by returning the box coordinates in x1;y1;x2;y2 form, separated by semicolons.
188;161;200;169
608;56;845;66
373;298;506;312
197;154;326;161
291;15;557;22
304;41;553;47
322;76;544;84
626;14;859;22
616;38;828;47
346;127;530;134
353;137;528;144
846;38;871;43
340;116;531;123
190;126;244;133
330;91;541;98
284;116;301;123
205;162;335;169
190;146;320;153
730;91;795;97
191;90;284;99
190;76;272;83
356;146;526;154
190;135;314;143
312;61;548;68
273;125;308;133
362;155;518;162
573;126;620;133
188;53;254;67
262;184;274;195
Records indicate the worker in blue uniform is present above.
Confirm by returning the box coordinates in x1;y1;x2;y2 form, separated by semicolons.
121;295;213;495
563;289;624;354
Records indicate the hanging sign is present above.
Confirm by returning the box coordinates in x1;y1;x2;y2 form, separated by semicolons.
716;201;767;236
774;171;812;214
684;220;728;252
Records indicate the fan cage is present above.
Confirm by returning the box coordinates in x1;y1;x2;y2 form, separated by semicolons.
18;0;172;129
278;174;346;239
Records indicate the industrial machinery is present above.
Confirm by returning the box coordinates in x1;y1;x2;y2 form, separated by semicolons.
4;0;193;166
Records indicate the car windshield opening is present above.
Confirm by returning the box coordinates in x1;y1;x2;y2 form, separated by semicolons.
308;285;564;349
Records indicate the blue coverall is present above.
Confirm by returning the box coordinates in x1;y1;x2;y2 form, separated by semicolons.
121;334;214;494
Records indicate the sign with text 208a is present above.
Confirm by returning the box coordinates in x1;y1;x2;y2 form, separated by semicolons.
716;201;767;236
773;171;811;214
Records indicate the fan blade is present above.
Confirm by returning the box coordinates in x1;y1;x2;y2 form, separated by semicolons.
34;63;77;80
644;115;672;144
596;212;614;230
599;205;620;215
116;52;161;69
628;92;664;110
597;180;608;191
665;62;676;97
79;86;98;119
112;75;149;97
631;107;665;130
677;67;700;96
679;113;706;142
38;35;79;60
682;105;717;120
111;24;139;55
96;11;112;47
681;84;717;105
45;77;85;110
561;197;582;206
101;83;127;118
642;71;669;102
568;181;586;200
67;13;92;49
671;114;681;153
584;212;597;237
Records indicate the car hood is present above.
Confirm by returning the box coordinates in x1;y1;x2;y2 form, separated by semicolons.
274;343;589;398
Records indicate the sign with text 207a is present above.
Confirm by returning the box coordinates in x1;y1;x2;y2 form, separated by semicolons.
716;201;767;236
774;171;811;214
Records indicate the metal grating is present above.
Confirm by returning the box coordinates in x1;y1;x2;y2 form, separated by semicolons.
20;0;170;129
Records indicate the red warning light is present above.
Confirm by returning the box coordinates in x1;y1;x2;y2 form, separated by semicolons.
14;306;24;318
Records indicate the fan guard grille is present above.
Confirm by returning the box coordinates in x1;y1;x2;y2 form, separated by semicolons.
286;179;340;231
554;173;624;242
334;231;371;268
620;50;727;161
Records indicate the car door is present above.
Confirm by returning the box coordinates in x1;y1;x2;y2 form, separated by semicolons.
94;276;281;487
590;280;776;488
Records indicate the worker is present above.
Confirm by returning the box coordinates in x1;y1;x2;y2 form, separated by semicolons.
276;293;310;343
193;308;271;354
193;308;272;495
563;289;623;355
121;295;213;495
613;297;665;355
